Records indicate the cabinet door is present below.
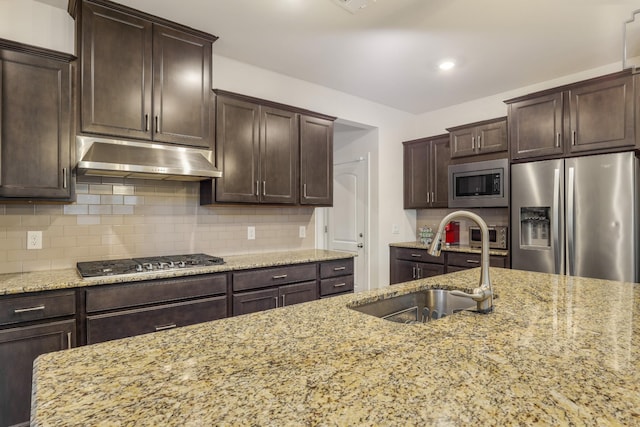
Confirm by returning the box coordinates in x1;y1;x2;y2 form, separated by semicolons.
449;127;476;158
509;92;563;160
80;1;153;140
260;107;298;203
215;96;260;202
300;115;333;205
431;136;450;208
390;259;419;284
152;25;213;148
0;320;75;427
477;119;508;154
403;139;430;209
232;288;279;316
279;281;317;307
569;75;634;153
86;296;227;344
416;262;445;279
0;49;72;199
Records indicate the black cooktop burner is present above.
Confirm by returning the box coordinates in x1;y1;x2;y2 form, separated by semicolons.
77;253;225;278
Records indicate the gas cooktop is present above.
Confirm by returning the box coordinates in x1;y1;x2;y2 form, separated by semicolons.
77;253;225;278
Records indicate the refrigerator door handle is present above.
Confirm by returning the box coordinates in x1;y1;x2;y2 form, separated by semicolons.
553;168;561;274
567;166;576;276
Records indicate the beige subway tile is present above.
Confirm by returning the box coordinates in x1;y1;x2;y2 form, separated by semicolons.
77;194;101;205
112;205;134;215
22;260;52;272
51;259;75;270
36;248;62;260
35;205;64;215
6;205;35;215
101;215;124;225
81;235;102;246
64;205;88;215
0;216;21;227
0;251;7;262
124;196;145;205
75;183;89;194
77;175;102;184
89;184;113;195
123;234;146;245
134;224;156;235
77;215;100;225
51;215;78;226
51;236;78;248
64;225;89;236
133;186;156;196
89;205;112;215
102;234;125;245
64;246;91;258
0;261;22;274
123;215;147;225
8;250;37;262
101;195;124;205
112;185;135;195
20;216;50;227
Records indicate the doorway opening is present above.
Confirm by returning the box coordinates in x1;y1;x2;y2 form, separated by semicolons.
316;119;378;292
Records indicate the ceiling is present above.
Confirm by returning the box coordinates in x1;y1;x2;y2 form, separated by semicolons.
78;0;640;114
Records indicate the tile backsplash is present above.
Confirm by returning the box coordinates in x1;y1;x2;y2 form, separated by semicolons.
416;208;509;246
0;176;315;274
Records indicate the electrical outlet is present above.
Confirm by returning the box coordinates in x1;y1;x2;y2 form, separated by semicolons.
247;226;256;240
391;224;400;235
27;231;42;250
299;226;306;238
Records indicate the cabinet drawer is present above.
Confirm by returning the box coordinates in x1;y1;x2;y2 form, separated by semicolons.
232;264;317;292
320;275;354;297
86;296;227;344
86;274;227;313
0;291;75;326
393;247;444;264
320;258;354;278
447;252;507;268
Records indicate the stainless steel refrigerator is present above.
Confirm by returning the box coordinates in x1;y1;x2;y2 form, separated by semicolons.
511;151;639;283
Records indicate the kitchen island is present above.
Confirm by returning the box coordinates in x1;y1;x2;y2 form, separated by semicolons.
31;268;640;425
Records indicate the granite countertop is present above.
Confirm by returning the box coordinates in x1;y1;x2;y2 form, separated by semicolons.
31;268;640;426
0;249;354;296
391;241;509;257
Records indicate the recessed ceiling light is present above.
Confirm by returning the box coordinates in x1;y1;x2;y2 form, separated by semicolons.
438;60;456;71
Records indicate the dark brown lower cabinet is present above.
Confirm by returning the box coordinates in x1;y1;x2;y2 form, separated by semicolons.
392;259;445;284
232;281;317;316
0;320;75;427
86;296;227;345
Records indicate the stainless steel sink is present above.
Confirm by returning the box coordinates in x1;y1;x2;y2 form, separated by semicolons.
350;289;476;324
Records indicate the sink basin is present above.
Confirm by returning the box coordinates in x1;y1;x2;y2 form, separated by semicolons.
350;289;476;324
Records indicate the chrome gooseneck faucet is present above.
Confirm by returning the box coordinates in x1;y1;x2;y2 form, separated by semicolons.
427;210;493;313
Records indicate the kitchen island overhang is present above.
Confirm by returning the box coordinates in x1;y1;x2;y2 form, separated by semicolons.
31;268;640;426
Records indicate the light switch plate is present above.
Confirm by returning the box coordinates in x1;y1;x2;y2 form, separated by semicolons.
247;226;256;240
299;226;306;238
391;224;400;235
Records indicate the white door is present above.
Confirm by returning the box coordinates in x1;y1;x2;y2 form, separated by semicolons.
328;158;368;292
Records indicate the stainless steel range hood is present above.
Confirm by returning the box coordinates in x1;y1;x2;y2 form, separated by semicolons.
76;136;221;181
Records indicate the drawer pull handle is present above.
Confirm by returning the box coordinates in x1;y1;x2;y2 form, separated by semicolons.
410;253;422;258
466;259;481;264
333;266;346;271
272;274;288;279
333;283;347;288
14;305;45;314
67;332;72;349
155;324;177;332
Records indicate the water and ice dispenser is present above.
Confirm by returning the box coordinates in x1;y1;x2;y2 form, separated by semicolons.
519;207;551;248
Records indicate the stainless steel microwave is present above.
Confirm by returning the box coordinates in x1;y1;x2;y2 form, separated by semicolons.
449;158;509;208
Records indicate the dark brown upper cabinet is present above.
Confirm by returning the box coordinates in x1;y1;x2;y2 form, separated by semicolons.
212;94;298;204
403;134;450;209
75;0;216;148
300;115;333;206
201;90;335;206
448;117;507;159
0;39;74;201
506;70;636;161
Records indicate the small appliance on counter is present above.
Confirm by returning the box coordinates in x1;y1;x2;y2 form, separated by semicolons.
444;221;460;246
469;225;508;249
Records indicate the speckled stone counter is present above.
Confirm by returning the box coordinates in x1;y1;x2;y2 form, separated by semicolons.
391;241;509;257
0;249;354;296
31;268;640;426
